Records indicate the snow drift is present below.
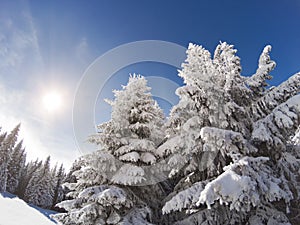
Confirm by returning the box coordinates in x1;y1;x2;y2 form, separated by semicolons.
0;193;56;225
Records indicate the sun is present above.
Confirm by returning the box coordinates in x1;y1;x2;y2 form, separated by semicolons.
42;91;62;112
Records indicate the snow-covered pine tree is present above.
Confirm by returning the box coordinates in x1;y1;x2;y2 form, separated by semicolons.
0;124;20;193
159;42;300;224
6;140;26;194
16;159;42;199
93;74;166;185
52;163;66;209
64;159;82;185
0;128;7;193
24;156;54;208
53;74;167;225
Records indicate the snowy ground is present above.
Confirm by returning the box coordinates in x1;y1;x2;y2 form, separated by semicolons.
0;193;57;225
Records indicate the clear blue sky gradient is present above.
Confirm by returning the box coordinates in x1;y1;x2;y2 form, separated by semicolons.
0;0;299;166
30;0;300;81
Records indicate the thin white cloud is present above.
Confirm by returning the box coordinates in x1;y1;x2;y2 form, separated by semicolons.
75;37;91;64
22;10;43;65
0;14;41;70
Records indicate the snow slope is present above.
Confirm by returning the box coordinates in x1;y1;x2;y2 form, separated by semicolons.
0;193;56;225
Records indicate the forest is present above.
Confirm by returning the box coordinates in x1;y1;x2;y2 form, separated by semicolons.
1;42;300;224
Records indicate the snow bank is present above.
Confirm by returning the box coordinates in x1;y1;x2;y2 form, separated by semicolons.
0;194;56;225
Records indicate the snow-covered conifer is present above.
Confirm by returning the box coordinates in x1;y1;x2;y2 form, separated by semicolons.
53;75;166;225
50;42;299;225
160;42;300;224
0;124;20;192
52;163;66;209
16;159;42;198
25;156;54;208
6;140;26;194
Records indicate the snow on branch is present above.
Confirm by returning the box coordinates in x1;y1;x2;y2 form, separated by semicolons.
112;164;146;185
252;95;300;153
162;181;206;214
251;72;300;121
196;156;292;212
246;45;276;96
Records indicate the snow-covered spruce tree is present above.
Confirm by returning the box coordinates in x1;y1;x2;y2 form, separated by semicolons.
159;42;300;224
64;159;83;185
53;75;167;225
0;127;7;193
24;156;54;208
6;140;26;194
0;124;20;193
52;163;67;209
16;159;42;199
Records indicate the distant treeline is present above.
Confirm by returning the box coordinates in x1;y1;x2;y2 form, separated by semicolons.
0;124;71;210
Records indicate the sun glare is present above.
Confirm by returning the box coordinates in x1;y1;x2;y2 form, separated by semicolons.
42;91;62;112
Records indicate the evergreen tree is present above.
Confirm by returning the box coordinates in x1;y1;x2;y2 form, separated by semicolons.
53;75;166;225
0;124;68;209
6;140;26;194
50;42;300;224
64;159;82;185
92;74;165;185
0;130;8;192
16;159;42;199
52;163;66;209
0;124;20;192
24;156;54;208
160;42;300;224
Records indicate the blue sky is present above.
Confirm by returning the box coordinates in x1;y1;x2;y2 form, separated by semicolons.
0;0;299;168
